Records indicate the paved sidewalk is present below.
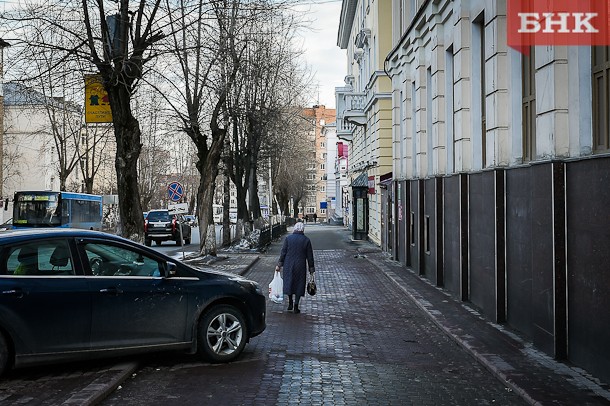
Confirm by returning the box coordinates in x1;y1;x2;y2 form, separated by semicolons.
260;226;610;405
2;227;609;405
231;227;610;405
366;250;610;405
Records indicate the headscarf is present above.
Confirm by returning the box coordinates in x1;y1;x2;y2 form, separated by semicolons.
293;221;305;233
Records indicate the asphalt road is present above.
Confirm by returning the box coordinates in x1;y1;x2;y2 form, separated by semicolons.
99;224;527;406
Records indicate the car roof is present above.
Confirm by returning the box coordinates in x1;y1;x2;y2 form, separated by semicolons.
0;228;129;244
148;209;169;213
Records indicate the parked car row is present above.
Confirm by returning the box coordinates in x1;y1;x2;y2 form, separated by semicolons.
0;228;266;376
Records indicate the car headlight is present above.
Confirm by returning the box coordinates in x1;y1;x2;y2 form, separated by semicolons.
237;280;263;295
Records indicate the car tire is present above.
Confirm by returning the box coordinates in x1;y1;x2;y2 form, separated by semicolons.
145;238;152;247
184;238;191;245
155;240;162;246
0;333;10;377
198;305;247;363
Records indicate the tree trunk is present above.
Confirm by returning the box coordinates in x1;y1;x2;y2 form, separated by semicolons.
195;125;225;256
108;85;144;242
196;158;218;256
222;173;231;247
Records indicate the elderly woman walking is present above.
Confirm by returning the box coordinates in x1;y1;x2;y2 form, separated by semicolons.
275;221;315;314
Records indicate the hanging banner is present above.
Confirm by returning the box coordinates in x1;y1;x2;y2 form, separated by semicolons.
368;176;375;194
84;74;112;123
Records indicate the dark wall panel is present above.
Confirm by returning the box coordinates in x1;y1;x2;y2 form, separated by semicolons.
505;167;534;336
424;178;438;284
409;180;423;274
566;158;610;386
530;164;555;354
505;164;554;354
468;172;497;320
443;175;461;297
396;181;407;265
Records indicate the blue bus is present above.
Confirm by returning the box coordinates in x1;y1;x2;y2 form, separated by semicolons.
12;191;103;230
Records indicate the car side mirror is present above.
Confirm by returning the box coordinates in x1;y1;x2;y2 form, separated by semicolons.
165;262;178;277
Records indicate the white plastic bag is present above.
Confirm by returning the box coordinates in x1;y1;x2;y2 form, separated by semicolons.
269;271;283;304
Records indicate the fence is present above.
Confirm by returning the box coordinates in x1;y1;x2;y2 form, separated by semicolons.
258;222;287;248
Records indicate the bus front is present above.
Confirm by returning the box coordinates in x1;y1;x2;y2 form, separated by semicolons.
12;192;62;228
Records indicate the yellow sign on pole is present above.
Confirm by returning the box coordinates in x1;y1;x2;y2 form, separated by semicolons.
84;74;112;123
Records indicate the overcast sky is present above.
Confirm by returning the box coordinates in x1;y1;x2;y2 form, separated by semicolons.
293;0;346;109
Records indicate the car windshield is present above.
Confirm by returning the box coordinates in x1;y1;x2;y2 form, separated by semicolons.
147;211;171;222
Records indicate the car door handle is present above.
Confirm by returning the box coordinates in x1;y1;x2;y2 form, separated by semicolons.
99;287;123;295
2;288;25;298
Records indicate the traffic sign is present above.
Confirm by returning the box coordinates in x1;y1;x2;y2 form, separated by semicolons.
168;202;188;215
167;182;184;202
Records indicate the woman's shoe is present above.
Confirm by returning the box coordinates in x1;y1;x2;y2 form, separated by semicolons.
287;303;293;311
293;305;300;314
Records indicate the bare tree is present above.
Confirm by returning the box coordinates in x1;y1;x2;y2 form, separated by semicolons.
1;1;172;241
79;124;113;194
1;121;23;190
270;108;315;217
225;9;311;231
154;0;273;255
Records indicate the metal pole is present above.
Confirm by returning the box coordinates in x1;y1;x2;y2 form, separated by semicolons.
179;220;185;259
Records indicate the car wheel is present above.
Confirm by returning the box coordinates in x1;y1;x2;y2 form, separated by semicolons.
0;333;10;377
184;238;191;245
145;238;152;247
198;305;247;363
155;240;162;246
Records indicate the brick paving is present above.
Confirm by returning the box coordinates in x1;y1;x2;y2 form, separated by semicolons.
101;231;529;405
2;225;609;405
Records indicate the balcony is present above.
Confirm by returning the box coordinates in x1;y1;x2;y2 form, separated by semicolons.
335;87;366;141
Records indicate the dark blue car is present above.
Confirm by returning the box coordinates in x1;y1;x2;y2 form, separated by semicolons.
0;229;266;375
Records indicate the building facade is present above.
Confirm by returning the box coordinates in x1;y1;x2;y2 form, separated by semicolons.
337;0;610;386
303;105;336;222
2;82;115;223
336;0;393;244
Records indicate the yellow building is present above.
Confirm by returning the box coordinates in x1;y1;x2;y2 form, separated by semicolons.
336;0;393;244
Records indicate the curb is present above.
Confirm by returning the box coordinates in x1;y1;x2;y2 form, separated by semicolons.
238;256;261;276
61;361;139;406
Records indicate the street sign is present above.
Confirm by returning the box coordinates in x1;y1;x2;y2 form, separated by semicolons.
167;181;184;202
168;202;188;215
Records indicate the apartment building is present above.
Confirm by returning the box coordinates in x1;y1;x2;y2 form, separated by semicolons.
302;105;335;222
337;0;610;387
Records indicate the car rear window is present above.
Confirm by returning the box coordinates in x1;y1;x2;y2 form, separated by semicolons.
146;211;171;222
